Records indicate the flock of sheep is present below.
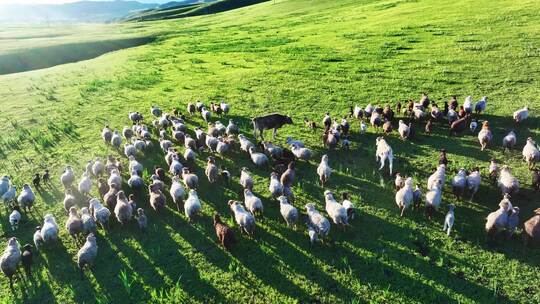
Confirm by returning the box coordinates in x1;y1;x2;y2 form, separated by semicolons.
1;95;540;290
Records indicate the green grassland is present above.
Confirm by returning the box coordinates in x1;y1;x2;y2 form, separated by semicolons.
0;0;540;303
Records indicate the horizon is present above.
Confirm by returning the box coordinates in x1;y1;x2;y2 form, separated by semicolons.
0;0;168;4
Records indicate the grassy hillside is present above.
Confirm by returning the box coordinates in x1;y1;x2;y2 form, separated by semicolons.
1;0;540;303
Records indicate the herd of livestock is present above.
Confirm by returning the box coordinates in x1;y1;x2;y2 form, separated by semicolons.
1;94;540;290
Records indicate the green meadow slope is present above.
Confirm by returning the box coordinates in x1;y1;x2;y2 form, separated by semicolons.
0;0;540;303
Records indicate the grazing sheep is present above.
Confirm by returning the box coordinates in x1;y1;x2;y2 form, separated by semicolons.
102;126;112;144
324;190;348;227
61;166;75;189
226;120;239;135
81;207;97;235
159;138;173;153
148;183;166;212
220;102;230;114
78;172;92;197
133;139;147;151
169;156;183;176
443;204;455;236
205;135;219;152
278;196;298;228
214;214;235;250
77;233;98;279
502;131;517;151
489;159;499;184
240;168;254;190
305;203;330;241
317;155;331;186
428;164;446;191
365;104;374;117
136;208;148;232
285;137;305;148
249;147;269;166
107;168;122;188
9;206;21;231
155;166;166;181
498;166;519;195
291;144;312;161
477;121;492;151
395;177;413;217
65;207;83;241
182;168;199;190
451;169;467;200
201;107;211;122
398;120;410;139
170;176;185;212
506;207;520;239
122;126;134;140
532;168;540;191
269;172;283;198
466;167;482;200
485;199;512;239
262;142;283;159
383;120;393;134
96;178;109;199
184;147;197;162
474;96;487;114
41;214;59;244
244;189;263;217
115;191;133;225
128;170;145;191
229;200;256;235
322;129;340;149
61;191;77;214
103;184;119;211
124;143;137;158
322;113;332;130
0;176;10;197
21;244;33;276
33;226;44;250
205;157;219;183
523;208;540;245
353;105;364;120
89;198;111;230
425;181;442;220
522;137;540;169
238;134;255;153
187;103;196;115
394;173;404;191
370;111;383;127
215;137;230;154
17;184;35;212
513;106;529;123
184;190;202;221
0;238;21;289
469;119;478;133
110;131;122;149
375;137;393;175
1;185;16;207
92;158;105;177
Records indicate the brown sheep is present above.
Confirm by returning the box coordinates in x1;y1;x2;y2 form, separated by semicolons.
97;178;109;199
524;208;540;246
149;183;166;212
382;120;393;134
103;184;119;211
450;115;469;136
214;214;235;251
280;162;296;187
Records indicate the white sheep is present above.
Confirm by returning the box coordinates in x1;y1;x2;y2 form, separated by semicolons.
286;137;305;148
463;96;473;113
215;121;226;135
102;126;112;144
375;137;393;175
466;168;482;200
498;166;519;195
216;137;230;154
108;168;122;188
169;156;183;176
341;193;355;220
81;207;97;235
17;184;35;212
317;155;331;186
184;190;202;221
9;207;21;231
291;144;312;161
425;181;442;220
128;170;145;190
65;206;83;240
220;102;230;114
324;190;348;227
181;168;198;190
205;135;219;152
395;177;413;217
122;126;134;140
92;158;105;176
305;203;330;240
41;214;59;244
427;164;446;191
159;138;173;153
124;143;137;158
398;120;410;139
507;206;520;238
226;120;239;135
229;200;255;235
201;107;211;122
249;147;269;166
469;119;478;133
485;198;512;236
513;106;529;123
1;185;16;206
115;191;133;225
278;196;298;228
0;176;10;197
78;172;92;196
33;227;44;250
262;142;283;159
0;237;21;288
60;166;75;188
240;168;254;190
502;131;517;151
522;137;540;169
443;204;455;236
89;198;111;230
269;172;283;198
477;121;492;151
244;189;263;217
170;176;185;212
451;169;467;200
77;233;98;279
238;134;255;152
111;130;122;149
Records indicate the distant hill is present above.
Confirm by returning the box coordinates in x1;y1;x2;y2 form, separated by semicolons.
0;1;160;23
124;0;267;22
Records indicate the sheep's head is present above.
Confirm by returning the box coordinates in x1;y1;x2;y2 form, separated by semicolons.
189;190;198;197
322;154;329;162
137;208;145;216
213;214;222;225
44;214;55;224
81;207;90;215
278;196;288;205
69;207;78;216
7;237;19;248
285;116;293;125
87;233;97;244
305;203;315;212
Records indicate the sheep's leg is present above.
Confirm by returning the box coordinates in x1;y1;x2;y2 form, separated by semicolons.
443;221;447;232
447;225;452;236
379;155;386;171
399;205;405;217
273;128;277;139
389;158;393;176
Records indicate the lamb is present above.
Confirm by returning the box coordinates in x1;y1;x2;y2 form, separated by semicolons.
324;190;348;227
17;184;35;212
151;105;162;117
427;164;446;191
278;196;298;228
136;208;148;232
89;198;111;230
21;244;33;277
103;184;119;211
182;168;199;190
81;207;97;235
226;119;239;135
375;137;393;175
477;121;492;151
77;233;98;279
498;166;519;195
229;200;256;236
0;238;21;288
489;159;499;184
394;172;404;191
502;131;517;151
485;199;512;239
110;130;122;149
395;177;413;217
61;166;75;189
305;203;330;240
522;137;540;169
128;170;145;191
280;162;296;187
102;125;112;144
78;172;92;197
469;119;478;133
269;172;283;198
213;214;235;250
148;183;166;212
383;120;393;134
398;120;410;139
506;207;520;239
170;176;185;212
451;169;467;200
9;206;21;231
463;96;473;114
1;185;16;207
291;144;312;161
238;134;255;152
425;181;442;220
201;107;211;123
115;191;133;225
244;189;263;217
32;173;41;189
92;158;105;176
240;168;254;190
41;214;59;243
249;147;269;166
340;193;355;220
513;106;529;123
360;120;367;134
65;207;83;241
466;167;482;200
184;190;202;221
443;204;455;236
474;96;487;114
